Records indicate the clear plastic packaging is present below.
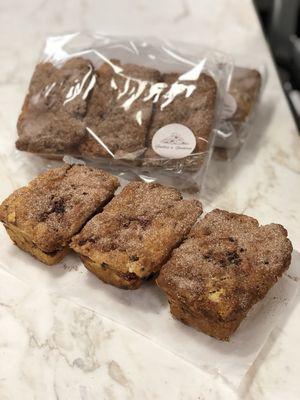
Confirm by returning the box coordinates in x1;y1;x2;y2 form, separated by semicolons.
15;32;233;191
214;58;266;160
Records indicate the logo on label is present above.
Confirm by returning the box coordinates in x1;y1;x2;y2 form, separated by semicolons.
152;123;196;159
221;93;237;119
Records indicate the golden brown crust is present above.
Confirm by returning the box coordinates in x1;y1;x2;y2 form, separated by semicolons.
143;72;217;170
168;297;244;341
0;165;119;262
157;209;293;340
5;223;68;266
71;182;202;288
81;255;142;289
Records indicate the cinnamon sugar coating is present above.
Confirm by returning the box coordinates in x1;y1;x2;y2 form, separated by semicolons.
16;58;95;154
143;72;217;170
79;60;161;158
71;181;202;289
157;209;292;340
0;165;119;264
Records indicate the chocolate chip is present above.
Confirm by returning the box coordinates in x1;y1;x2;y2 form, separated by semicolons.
138;216;150;229
123;216;150;229
51;199;65;214
122;272;137;281
226;251;241;265
129;255;139;262
38;212;48;222
101;262;109;270
203;251;212;260
37;198;65;221
228;237;235;242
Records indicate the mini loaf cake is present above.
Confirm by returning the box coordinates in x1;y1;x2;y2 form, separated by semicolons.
228;67;262;132
214;67;262;158
157;209;292;340
79;60;161;159
143;71;217;171
16;57;95;155
71;182;202;289
0;165;119;265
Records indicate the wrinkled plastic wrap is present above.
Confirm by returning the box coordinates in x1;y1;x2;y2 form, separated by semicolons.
0;152;298;389
0;32;298;390
214;58;266;159
15;32;232;191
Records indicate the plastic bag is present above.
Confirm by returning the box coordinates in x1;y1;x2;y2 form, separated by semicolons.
214;58;266;160
15;32;232;191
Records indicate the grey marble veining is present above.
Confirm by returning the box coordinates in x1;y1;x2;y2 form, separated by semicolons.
0;0;299;399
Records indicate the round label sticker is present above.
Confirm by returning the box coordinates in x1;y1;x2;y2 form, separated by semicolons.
152;123;196;159
221;93;237;119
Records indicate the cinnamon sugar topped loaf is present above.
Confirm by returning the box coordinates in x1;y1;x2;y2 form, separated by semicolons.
71;181;202;289
157;209;292;340
0;165;119;265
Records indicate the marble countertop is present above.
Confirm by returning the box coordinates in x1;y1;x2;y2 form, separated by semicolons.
0;0;300;399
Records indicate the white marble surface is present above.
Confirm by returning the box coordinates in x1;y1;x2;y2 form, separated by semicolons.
0;0;300;399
